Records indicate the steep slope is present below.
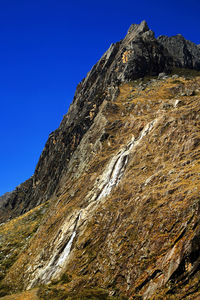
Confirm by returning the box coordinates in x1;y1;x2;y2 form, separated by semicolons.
1;21;200;299
1;21;200;223
1;72;200;299
0;20;177;222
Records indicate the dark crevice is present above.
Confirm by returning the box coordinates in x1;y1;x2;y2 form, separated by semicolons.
173;228;187;245
135;269;162;292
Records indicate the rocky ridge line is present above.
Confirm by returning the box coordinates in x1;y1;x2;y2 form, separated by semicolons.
0;20;200;224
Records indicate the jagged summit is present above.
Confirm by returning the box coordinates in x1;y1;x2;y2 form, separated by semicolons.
127;20;149;36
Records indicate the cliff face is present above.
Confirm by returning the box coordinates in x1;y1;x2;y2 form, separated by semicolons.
1;21;200;223
0;20;174;222
1;21;200;299
158;34;200;70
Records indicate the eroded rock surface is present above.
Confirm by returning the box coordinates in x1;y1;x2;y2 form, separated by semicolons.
158;34;200;69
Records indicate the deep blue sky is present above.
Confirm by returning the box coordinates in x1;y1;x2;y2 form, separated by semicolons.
0;0;200;196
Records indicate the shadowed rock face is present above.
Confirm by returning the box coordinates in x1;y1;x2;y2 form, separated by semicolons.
0;21;199;224
0;192;13;211
158;34;200;69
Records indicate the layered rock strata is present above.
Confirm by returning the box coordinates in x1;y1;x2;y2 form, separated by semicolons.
2;20;200;222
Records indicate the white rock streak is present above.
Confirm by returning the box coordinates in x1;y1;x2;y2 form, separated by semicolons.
27;213;80;289
56;229;76;268
95;119;157;201
27;119;157;289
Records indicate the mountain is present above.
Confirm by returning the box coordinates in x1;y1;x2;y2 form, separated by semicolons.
0;21;200;299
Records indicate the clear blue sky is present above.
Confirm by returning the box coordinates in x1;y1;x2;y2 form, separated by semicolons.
0;0;200;196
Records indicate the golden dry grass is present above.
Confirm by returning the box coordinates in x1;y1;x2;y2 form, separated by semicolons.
1;72;200;298
0;289;39;300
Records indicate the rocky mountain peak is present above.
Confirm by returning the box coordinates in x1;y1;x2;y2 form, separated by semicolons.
127;20;149;37
124;20;156;47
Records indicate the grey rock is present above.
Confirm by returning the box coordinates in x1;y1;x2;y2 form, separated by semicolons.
0;192;13;208
158;72;167;79
172;74;179;79
162;103;172;110
185;89;196;96
127;20;149;36
158;34;200;70
173;99;183;107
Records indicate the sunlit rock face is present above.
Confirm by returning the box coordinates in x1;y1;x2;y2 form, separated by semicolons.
1;21;200;299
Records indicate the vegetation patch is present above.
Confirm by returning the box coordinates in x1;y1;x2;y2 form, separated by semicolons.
38;286;128;300
0;202;49;295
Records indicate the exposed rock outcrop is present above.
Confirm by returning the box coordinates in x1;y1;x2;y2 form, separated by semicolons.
158;34;200;69
0;192;13;208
